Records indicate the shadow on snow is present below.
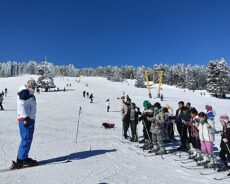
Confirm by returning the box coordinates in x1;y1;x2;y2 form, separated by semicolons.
38;149;117;165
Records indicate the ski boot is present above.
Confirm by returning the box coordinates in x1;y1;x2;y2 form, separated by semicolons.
197;155;210;166
217;163;229;172
148;145;158;153
204;156;218;169
138;139;145;144
23;158;38;166
11;159;23;169
194;151;203;162
155;147;166;155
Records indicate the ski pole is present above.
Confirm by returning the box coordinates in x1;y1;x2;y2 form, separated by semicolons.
142;120;152;145
75;106;82;142
225;143;230;155
122;119;124;140
179;123;184;158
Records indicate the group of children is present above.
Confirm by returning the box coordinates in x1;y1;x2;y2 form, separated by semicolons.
120;97;230;175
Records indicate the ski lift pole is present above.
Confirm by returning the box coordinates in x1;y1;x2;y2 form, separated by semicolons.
75;106;82;143
144;70;152;98
157;71;163;98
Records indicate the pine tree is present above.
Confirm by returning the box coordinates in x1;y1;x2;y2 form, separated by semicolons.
206;58;229;97
135;67;145;88
36;61;56;91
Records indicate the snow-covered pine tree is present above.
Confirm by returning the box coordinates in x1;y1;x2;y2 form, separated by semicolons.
185;65;197;90
135;67;145;88
206;58;229;97
36;61;56;91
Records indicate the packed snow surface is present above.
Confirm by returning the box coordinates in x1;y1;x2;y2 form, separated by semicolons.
0;75;229;184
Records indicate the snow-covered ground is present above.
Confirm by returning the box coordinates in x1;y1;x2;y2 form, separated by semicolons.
0;75;229;184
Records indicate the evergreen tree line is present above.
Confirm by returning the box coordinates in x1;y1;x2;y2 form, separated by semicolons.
0;58;229;96
0;60;76;77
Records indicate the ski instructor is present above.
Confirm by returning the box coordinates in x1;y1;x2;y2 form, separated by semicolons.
13;78;38;168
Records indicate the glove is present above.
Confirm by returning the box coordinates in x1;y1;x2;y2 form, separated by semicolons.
223;138;228;143
24;117;30;128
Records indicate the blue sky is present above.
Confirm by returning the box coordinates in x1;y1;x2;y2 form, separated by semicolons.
0;0;230;68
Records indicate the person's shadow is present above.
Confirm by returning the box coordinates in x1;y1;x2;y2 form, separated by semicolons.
39;149;117;165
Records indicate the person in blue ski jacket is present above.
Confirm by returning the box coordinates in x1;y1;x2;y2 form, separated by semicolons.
14;78;38;168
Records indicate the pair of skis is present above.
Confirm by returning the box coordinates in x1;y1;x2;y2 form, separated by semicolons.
0;159;72;173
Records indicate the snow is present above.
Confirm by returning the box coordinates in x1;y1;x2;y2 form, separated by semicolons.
0;75;229;184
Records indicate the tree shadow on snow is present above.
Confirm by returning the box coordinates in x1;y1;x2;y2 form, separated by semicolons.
39;149;117;165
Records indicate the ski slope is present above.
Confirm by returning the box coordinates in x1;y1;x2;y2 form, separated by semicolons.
0;75;229;184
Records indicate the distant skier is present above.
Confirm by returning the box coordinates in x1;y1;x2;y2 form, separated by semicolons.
86;92;89;98
83;90;86;98
106;99;110;112
89;93;94;103
13;78;38;169
160;94;163;101
4;88;7;97
0;92;4;110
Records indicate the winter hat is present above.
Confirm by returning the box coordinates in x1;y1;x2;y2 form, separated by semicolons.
143;100;151;109
219;114;229;123
27;78;37;88
131;102;136;107
165;104;170;109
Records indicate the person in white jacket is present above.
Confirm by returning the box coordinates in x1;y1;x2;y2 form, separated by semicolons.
197;112;217;168
106;99;110;112
13;78;38;169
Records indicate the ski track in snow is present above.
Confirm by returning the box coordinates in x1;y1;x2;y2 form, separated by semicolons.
0;75;229;184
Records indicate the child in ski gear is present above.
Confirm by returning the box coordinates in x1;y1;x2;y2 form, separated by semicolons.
187;108;201;159
121;98;131;139
197;112;216;168
0;93;4;110
149;102;166;154
180;106;190;151
162;107;170;143
217;114;230;172
106;99;110;112
205;105;215;121
15;78;38;168
138;101;153;149
175;101;189;151
129;103;141;142
164;104;175;141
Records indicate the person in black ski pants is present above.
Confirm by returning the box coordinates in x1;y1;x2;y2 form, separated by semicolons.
129;103;141;142
138;101;153;149
0;93;4;110
175;101;189;151
218;114;230;172
121;98;131;139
